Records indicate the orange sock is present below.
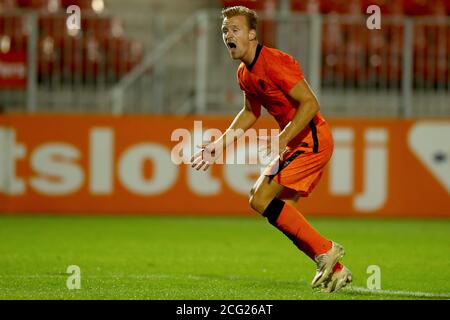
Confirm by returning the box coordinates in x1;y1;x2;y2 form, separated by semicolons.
263;198;333;260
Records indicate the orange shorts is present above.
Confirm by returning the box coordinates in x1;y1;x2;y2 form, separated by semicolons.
263;120;334;197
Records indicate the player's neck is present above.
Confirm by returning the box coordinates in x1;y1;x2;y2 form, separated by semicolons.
242;41;259;67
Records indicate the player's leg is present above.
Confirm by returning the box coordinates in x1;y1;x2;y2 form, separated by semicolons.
251;178;334;259
249;175;285;213
250;176;344;288
278;188;346;275
277;187;301;208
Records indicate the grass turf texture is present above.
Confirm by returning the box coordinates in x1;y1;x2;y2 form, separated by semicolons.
0;215;449;300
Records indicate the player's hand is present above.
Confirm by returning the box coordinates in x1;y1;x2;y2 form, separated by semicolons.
190;143;222;171
258;136;288;161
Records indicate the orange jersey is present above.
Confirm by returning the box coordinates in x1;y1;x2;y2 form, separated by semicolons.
237;44;327;149
238;44;334;196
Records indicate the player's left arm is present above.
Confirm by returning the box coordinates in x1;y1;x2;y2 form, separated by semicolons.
278;79;320;150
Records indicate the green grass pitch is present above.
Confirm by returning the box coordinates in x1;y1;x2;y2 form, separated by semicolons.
0;215;449;300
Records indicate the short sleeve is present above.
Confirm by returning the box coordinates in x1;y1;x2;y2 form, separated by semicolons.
267;53;305;94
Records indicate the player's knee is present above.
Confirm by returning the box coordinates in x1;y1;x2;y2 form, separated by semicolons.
249;193;270;214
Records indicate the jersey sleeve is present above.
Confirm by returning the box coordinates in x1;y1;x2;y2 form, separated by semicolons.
267;53;305;94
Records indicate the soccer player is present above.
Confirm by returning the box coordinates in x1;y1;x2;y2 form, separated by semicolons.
191;6;352;293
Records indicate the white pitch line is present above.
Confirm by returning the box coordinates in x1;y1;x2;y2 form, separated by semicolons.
346;286;450;299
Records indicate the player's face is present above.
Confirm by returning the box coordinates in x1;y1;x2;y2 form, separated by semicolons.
222;15;254;60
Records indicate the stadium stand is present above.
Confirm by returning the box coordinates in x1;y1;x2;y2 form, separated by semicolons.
223;0;449;88
0;0;448;114
0;0;143;85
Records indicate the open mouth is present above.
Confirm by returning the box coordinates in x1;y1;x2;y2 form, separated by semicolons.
227;42;237;49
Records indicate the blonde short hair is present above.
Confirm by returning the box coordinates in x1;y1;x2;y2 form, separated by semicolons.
221;6;258;30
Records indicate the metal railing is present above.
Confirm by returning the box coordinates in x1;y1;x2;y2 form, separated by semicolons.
111;13;200;114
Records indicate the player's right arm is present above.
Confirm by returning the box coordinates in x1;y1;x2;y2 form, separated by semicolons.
191;93;260;171
217;93;260;150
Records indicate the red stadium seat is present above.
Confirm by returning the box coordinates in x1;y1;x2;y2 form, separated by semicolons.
16;0;43;8
337;0;363;14
0;0;18;11
321;15;345;83
384;23;404;84
0;15;28;52
291;0;347;14
431;0;448;15
38;14;67;38
1;0;139;83
0;34;27;53
102;36;143;79
17;0;104;12
360;0;403;15
81;15;123;40
291;0;317;12
387;0;405;15
413;23;427;83
342;23;368;84
404;0;433;16
65;35;101;79
414;23;449;84
38;34;59;77
45;34;143;81
16;0;60;11
0;15;27;35
82;35;103;79
60;0;100;10
445;0;450;14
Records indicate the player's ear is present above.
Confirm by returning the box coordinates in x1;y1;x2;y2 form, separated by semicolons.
249;29;256;41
